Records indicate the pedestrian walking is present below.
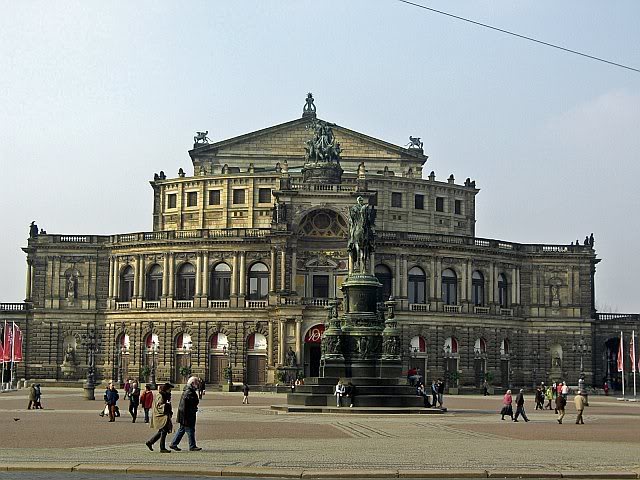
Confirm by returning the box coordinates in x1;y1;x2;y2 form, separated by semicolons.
124;378;131;400
140;384;154;423
129;381;140;423
556;392;566;424
437;379;445;408
431;380;438;407
501;390;513;420
34;384;43;409
104;381;119;422
574;390;588;424
482;380;489;396
561;382;569;399
169;376;202;452
544;385;553;410
27;384;37;409
198;379;205;399
334;380;345;407
242;382;250;404
145;382;174;453
535;386;544;410
513;389;529;422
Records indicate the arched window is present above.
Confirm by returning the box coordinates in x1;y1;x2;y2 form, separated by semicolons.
410;335;426;353
175;332;192;351
146;264;163;301
500;338;510;356
441;269;457;305
444;336;458;355
120;266;135;301
210;262;231;300
375;264;393;303
176;263;196;300
498;273;508;308
408;266;426;304
472;270;484;306
474;338;487;355
248;262;269;300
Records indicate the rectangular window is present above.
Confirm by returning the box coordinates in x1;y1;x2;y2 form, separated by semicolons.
414;194;424;210
391;192;402;208
167;193;177;209
208;190;221;205
312;275;330;298
232;189;245;205
455;199;462;215
258;188;272;204
436;197;444;212
186;191;198;207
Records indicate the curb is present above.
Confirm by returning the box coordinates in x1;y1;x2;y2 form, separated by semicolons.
0;463;638;479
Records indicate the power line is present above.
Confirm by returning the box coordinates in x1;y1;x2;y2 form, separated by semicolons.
396;0;640;74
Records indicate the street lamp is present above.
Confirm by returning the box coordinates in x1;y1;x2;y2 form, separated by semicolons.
572;338;589;376
222;345;233;385
117;345;126;385
81;329;101;400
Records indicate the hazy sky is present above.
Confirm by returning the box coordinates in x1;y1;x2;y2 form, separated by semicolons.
1;1;638;311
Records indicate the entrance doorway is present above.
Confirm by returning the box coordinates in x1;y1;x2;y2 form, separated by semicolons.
246;333;267;385
304;324;324;378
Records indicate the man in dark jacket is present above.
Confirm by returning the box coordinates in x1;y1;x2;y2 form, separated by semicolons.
104;382;119;422
513;389;530;422
169;377;201;451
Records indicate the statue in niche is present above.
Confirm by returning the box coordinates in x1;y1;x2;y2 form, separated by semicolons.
66;274;77;301
550;285;560;306
552;354;562;368
64;344;76;365
286;347;297;367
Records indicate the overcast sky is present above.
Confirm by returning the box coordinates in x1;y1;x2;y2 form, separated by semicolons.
1;1;638;312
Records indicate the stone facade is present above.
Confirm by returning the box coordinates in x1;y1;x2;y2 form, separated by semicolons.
1;96;635;391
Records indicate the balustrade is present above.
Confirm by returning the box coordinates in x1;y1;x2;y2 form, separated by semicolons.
245;300;268;309
173;300;194;309
409;303;430;312
443;305;461;313
208;300;230;309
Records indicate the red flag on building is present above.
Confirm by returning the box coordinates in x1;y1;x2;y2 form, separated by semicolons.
0;335;4;362
617;331;624;372
2;323;12;362
12;323;23;363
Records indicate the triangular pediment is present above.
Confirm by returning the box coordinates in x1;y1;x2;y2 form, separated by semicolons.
190;116;427;164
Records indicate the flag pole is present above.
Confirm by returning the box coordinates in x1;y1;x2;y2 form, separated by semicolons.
2;320;6;391
10;322;15;390
1;321;4;392
633;330;637;399
621;331;625;399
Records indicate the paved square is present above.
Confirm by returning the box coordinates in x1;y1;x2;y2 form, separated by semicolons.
1;388;639;477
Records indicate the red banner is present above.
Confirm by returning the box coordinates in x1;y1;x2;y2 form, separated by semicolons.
12;324;23;362
631;332;636;374
617;332;624;372
2;325;12;362
304;324;324;344
0;336;4;361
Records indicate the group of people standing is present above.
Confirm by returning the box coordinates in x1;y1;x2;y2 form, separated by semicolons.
334;379;355;407
501;381;589;425
415;379;445;408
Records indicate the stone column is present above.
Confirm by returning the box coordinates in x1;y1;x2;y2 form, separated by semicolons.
195;253;202;297
280;248;287;291
202;251;209;301
231;253;238;296
138;254;146;298
239;252;246;296
511;267;517;305
435;257;442;301
168;253;175;299
278;320;285;366
295;318;302;364
113;257;120;300
489;263;495;304
429;257;436;299
162;254;169;297
267;321;274;367
369;252;375;276
395;255;401;298
290;250;297;295
25;260;33;302
133;256;140;299
108;256;114;298
460;260;468;302
270;248;277;293
516;267;521;304
402;256;408;297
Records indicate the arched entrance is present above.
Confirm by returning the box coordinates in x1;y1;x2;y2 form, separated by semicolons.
474;338;487;387
304;324;324;378
174;333;192;383
500;338;511;388
246;333;267;385
443;336;459;387
115;333;130;385
142;333;159;383
208;333;228;384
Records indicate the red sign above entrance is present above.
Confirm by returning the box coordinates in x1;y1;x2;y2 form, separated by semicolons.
304;324;325;344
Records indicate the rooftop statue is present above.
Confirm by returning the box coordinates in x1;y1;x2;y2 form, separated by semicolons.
193;130;211;146
305;119;342;164
302;92;316;117
348;196;376;274
406;136;423;150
